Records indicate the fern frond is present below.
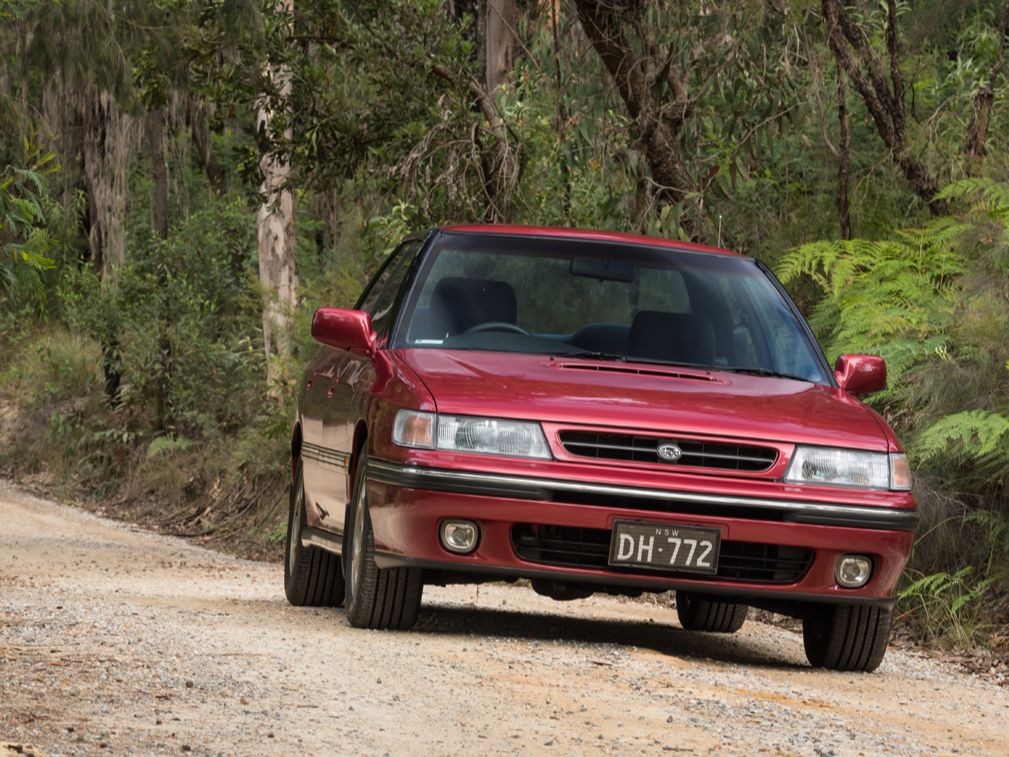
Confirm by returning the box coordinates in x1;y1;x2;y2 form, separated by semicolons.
915;410;1009;466
935;178;1009;209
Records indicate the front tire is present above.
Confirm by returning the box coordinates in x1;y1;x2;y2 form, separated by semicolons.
676;591;748;633
344;457;423;630
802;604;892;672
284;459;346;607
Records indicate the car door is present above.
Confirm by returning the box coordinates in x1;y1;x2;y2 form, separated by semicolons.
299;347;342;526
315;240;423;535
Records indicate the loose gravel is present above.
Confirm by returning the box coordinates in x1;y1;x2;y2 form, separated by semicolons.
2;482;1006;756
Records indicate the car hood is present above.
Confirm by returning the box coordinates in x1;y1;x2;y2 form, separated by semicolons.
393;349;893;451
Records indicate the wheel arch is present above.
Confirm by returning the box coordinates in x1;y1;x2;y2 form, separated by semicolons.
349;420;369;484
290;422;303;481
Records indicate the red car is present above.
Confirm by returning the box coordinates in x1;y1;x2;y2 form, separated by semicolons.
285;225;916;672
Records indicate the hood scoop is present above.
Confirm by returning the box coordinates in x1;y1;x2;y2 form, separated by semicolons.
553;361;719;382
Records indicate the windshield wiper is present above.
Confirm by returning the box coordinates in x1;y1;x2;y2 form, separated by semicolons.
723;366;809;382
553;350;628;362
552;351;712;371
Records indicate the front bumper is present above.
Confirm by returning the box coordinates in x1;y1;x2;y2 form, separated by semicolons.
366;458;917;608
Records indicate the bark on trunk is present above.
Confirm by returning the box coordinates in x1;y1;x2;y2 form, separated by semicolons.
964;1;1009;163
485;0;517;92
80;86;137;408
148;107;169;241
821;0;944;214
81;87;136;280
551;0;572;219
835;68;852;240
187;98;225;193
147;106;174;432
257;0;299;395
573;0;716;244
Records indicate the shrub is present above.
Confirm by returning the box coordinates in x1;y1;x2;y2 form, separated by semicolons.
777;178;1009;644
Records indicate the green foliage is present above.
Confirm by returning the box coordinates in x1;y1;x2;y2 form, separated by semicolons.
0;137;61;304
916;410;1009;474
899;567;995;646
779;180;1009;644
777;223;966;393
1;328;102;405
62;195;264;437
146;435;193;460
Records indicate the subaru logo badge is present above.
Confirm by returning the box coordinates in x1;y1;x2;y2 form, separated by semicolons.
656;442;683;462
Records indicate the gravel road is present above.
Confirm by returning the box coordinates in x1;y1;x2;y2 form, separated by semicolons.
2;482;1007;756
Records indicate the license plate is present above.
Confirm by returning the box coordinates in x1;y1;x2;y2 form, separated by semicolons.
608;521;721;574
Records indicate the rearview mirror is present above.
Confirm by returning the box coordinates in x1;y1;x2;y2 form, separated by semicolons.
312;308;376;355
834;354;886;396
570;257;635;283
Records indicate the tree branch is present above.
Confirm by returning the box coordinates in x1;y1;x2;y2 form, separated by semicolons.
821;0;943;214
964;0;1009;161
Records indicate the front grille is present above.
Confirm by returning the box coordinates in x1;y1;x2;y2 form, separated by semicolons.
559;430;777;473
511;524;812;584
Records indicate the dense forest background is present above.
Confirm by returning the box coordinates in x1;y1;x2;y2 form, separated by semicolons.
1;0;1008;648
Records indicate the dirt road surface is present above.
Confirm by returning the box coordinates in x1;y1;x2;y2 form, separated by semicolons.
2;483;1007;756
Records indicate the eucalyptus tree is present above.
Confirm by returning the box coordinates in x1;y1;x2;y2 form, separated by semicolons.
11;0;146;280
821;0;1009;212
257;0;299;395
569;1;813;246
485;0;519;92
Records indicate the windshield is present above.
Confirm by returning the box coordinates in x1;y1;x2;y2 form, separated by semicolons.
395;232;832;384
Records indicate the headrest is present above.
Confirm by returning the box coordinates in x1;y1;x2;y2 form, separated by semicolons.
430;277;517;334
629;311;715;365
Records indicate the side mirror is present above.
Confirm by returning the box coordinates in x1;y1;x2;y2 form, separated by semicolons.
834;354;886;396
311;308;376;355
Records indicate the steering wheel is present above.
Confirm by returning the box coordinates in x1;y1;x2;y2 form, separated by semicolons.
463;321;531;336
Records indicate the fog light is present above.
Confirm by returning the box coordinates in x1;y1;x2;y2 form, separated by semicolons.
836;555;873;588
440;520;479;554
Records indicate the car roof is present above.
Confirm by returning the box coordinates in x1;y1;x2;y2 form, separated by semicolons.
439;224;743;257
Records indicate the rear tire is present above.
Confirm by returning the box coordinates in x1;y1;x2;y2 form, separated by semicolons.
802;604;892;672
676;591;748;633
344;457;423;630
284;460;346;607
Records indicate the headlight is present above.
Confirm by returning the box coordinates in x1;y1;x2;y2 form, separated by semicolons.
785;447;912;491
393;410;551;459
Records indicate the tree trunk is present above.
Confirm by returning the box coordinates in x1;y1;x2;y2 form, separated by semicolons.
148;107;169;241
485;0;517;92
835;68;852;240
187;98;225;193
573;0;717;244
820;0;944;214
551;0;572;219
964;1;1009;163
257;0;299;396
80;86;137;407
81;87;136;280
147;106;174;432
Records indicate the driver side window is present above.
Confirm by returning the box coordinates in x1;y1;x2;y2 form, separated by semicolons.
358;241;422;337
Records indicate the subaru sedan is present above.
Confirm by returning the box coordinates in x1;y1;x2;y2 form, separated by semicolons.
284;225;916;672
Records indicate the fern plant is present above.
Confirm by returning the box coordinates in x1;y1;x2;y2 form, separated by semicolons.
779;179;1009;645
898;567;995;646
777;222;965;400
916;410;1009;477
0;137;60;303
